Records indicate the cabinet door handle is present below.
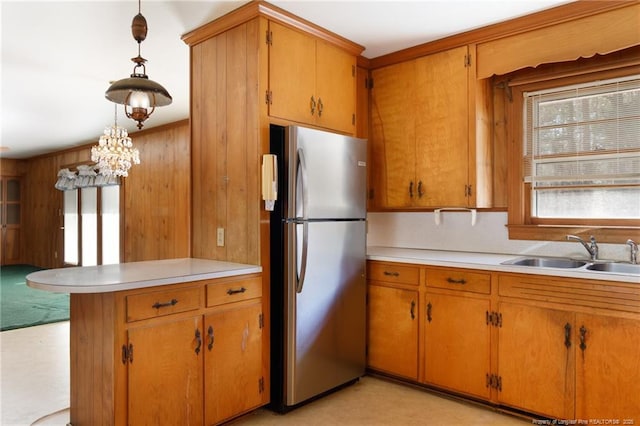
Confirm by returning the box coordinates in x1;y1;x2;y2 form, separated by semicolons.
446;277;467;285
564;323;572;348
410;300;416;320
383;271;399;277
417;181;424;198
317;97;323;117
579;325;587;352
310;96;316;115
195;329;202;355
152;298;178;309
409;181;414;198
427;302;432;323
227;287;247;295
207;325;215;351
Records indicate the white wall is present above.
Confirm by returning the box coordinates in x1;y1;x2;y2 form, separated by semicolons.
366;211;631;262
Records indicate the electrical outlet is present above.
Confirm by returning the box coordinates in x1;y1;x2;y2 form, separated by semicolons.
216;228;225;247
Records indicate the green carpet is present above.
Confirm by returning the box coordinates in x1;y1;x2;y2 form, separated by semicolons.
0;265;69;331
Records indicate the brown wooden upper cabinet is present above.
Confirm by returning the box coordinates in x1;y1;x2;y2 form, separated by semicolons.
370;45;492;209
268;22;356;135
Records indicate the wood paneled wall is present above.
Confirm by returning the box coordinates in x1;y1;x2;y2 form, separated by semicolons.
24;149;91;268
1;159;28;176
21;120;190;268
190;19;263;265
122;121;191;262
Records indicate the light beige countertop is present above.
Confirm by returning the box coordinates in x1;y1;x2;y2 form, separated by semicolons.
26;258;262;293
367;246;640;284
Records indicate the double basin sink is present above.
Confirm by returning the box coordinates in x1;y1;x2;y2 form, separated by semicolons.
502;256;640;276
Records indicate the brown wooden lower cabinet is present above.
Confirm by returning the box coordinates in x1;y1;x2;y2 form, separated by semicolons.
497;304;640;421
423;268;492;400
70;273;264;426
367;283;419;380
574;313;640;420
366;261;420;380
497;302;575;419
366;260;640;421
498;273;640;421
204;300;263;425
128;315;205;425
424;292;491;400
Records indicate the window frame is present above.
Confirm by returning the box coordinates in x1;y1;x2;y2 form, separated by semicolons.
504;49;640;243
61;162;124;266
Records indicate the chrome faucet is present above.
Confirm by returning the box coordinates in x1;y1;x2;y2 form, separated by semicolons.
627;239;638;264
567;235;599;261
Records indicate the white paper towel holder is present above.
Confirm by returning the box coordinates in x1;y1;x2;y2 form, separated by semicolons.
434;208;477;226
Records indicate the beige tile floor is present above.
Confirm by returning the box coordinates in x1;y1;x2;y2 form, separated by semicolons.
1;321;529;426
1;321;70;426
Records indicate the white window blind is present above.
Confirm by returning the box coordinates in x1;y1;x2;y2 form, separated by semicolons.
523;75;640;219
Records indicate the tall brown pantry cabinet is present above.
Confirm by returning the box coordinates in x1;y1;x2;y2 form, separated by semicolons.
182;1;364;421
183;1;363;266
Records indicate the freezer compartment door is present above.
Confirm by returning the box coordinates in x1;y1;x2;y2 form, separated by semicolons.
285;220;366;406
288;126;367;220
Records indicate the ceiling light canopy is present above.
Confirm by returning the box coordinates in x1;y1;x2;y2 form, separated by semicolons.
105;0;171;129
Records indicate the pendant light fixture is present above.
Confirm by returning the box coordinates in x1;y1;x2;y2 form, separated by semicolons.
105;0;171;129
91;104;140;177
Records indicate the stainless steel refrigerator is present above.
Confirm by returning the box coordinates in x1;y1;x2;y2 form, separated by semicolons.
269;124;367;412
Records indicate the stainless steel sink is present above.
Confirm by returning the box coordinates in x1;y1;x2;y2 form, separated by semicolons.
503;257;588;269
502;256;639;276
585;262;640;275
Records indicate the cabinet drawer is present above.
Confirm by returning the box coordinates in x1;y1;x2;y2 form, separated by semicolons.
499;274;640;313
127;286;202;322
426;269;491;294
206;276;262;307
368;262;420;286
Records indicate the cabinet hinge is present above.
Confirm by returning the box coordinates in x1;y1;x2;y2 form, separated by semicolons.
465;184;473;198
464;53;472;68
352;113;356;125
121;343;133;364
487;311;502;327
265;90;272;105
259;377;265;394
265;30;273;45
486;373;502;391
259;313;264;329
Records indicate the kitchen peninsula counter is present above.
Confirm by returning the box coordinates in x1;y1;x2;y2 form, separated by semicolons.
367;246;639;284
26;258;264;425
26;258;262;293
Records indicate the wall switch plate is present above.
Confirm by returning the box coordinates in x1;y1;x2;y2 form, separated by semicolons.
216;228;225;247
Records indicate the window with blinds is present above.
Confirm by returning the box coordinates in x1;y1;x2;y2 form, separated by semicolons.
523;75;640;219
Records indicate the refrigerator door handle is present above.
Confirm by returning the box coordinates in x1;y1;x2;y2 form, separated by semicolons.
296;147;310;293
296;221;309;294
297;147;309;220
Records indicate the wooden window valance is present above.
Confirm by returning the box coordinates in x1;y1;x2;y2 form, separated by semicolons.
476;3;640;80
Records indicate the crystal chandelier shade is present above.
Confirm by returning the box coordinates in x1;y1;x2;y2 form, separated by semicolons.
91;107;140;177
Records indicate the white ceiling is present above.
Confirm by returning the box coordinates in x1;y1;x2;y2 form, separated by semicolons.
0;0;570;160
